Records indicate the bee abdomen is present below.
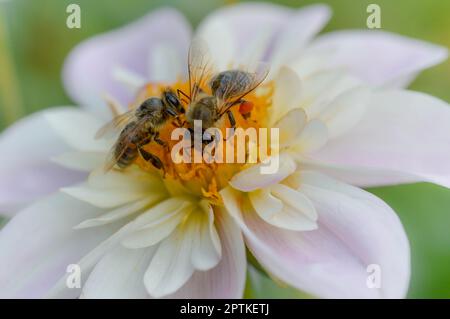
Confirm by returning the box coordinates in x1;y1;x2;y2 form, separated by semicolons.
210;70;251;99
116;146;137;168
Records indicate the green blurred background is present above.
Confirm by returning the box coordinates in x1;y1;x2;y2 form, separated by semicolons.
0;0;449;298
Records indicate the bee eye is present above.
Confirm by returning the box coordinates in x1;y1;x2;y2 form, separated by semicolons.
165;93;180;108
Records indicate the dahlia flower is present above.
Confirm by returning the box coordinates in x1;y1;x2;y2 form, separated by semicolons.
0;3;449;299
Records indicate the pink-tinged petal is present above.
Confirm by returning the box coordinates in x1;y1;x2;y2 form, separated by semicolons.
0;162;84;216
268;5;331;72
81;245;156;299
0;193;121;298
197;3;330;70
221;180;410;299
167;209;246;298
197;2;290;64
63;8;191;115
311;90;450;188
307;30;448;88
0;109;86;215
299;158;421;188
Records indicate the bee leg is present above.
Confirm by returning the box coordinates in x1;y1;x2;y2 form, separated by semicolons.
155;137;170;152
154;132;170;152
224;110;236;141
138;147;166;175
140;136;152;145
177;117;186;127
172;117;185;128
227;110;236;130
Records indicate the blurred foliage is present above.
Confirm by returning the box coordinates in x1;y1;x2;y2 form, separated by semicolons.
0;0;449;298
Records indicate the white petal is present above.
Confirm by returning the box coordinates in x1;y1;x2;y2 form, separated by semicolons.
149;43;184;83
288;49;337;80
62;168;164;208
248;188;283;220
249;184;317;231
311;90;450;188
46;200;181;298
271;184;317;220
318;86;370;139
291;119;329;153
195;18;235;71
271;67;303;123
132;197;192;227
45;108;110;152
221;184;410;299
167;209;246;298
190;203;221;271
62;182;148;208
274;108;307;147
269;4;331;72
0;108;85;213
307;30;448;87
52;151;105;172
121;201;191;249
230;153;297;192
0;193;119;298
63;8;191;115
74;197;158;229
46;209;163;298
296;70;362;119
111;66;146;93
144;225;195;298
196;2;291;69
199;3;330;76
81;245;156;298
300;157;420;188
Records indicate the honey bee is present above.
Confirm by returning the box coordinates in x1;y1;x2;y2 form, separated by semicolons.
185;39;269;141
96;88;184;172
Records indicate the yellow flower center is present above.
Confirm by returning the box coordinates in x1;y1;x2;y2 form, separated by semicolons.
128;79;273;204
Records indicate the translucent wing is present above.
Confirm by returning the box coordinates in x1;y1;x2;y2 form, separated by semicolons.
215;62;270;115
103;139;127;172
95;109;136;140
188;38;215;102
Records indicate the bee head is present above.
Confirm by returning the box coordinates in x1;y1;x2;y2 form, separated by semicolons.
162;89;184;115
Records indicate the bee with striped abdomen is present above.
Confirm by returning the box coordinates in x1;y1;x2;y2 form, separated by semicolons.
96;88;183;172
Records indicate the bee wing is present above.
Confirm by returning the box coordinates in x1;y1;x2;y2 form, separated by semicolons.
102;115;152;172
188;38;216;102
103;140;126;172
217;62;270;115
95;109;136;139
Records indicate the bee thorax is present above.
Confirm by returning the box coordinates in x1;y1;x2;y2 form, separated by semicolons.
187;96;218;128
